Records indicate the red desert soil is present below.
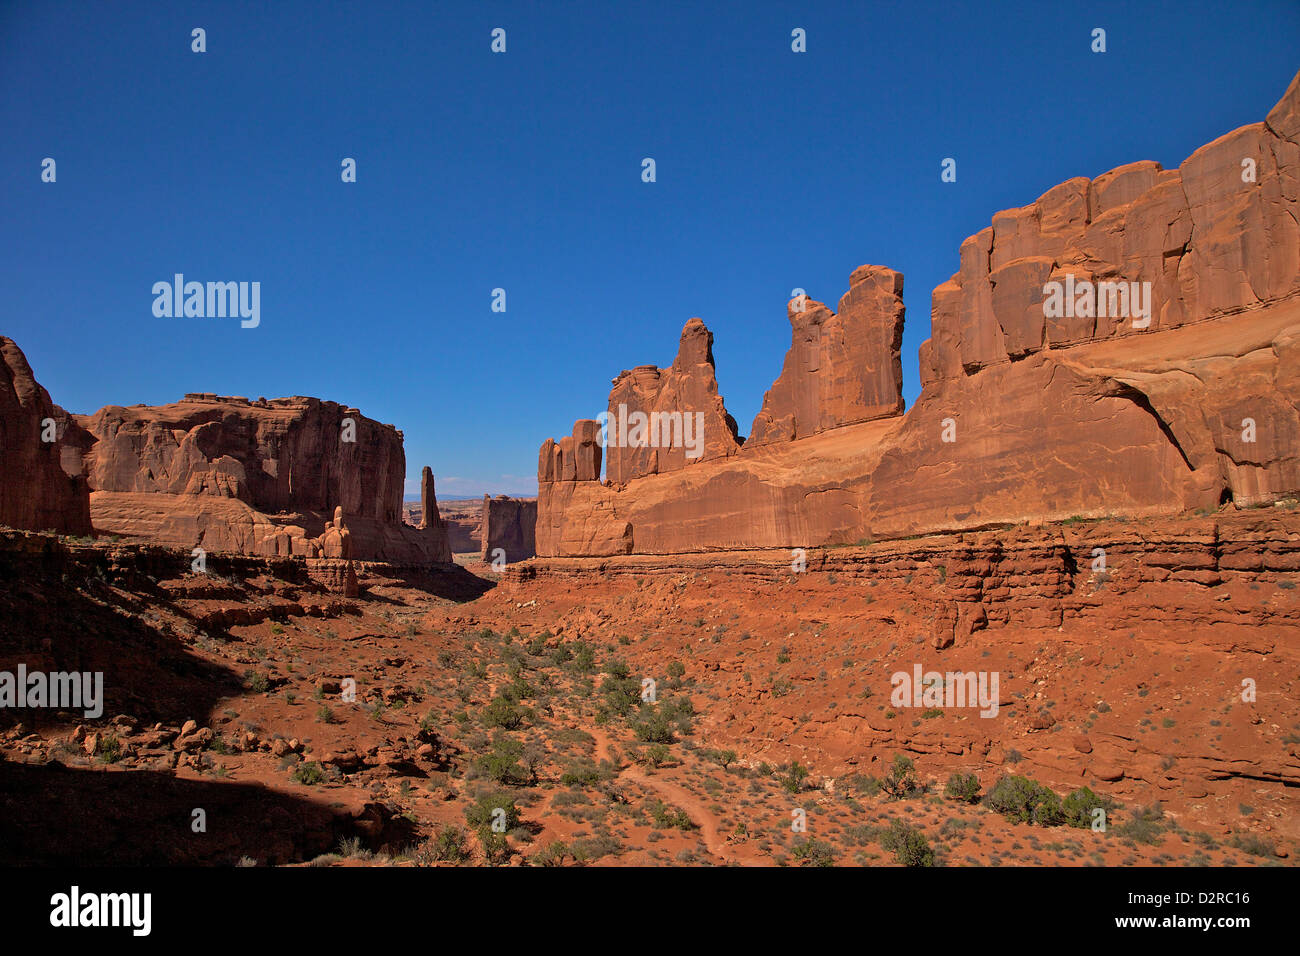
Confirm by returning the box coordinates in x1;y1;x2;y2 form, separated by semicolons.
2;509;1295;867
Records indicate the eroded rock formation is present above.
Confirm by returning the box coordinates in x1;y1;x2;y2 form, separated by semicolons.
72;394;451;564
604;318;741;484
536;69;1300;557
0;337;92;536
749;265;905;446
480;495;537;564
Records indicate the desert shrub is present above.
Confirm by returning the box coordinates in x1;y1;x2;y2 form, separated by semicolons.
944;772;981;804
1062;786;1114;829
481;696;530;730
1117;803;1168;845
643;743;671;768
986;775;1063;826
473;735;532;786
571;833;622;863
791;838;836;867
291;761;325;785
418;826;469;864
1228;831;1276;858
633;707;676;744
840;772;882;798
502;676;535;702
705;748;737;770
649;800;695;830
880;820;935;867
568;640;597;674
478;828;510;865
882;755;922;799
782;761;810;794
599;673;641;718
559;760;605;787
531;840;569;866
465;793;521;832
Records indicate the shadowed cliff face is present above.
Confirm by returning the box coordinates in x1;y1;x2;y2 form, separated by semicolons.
535;69;1300;558
0;337;92;536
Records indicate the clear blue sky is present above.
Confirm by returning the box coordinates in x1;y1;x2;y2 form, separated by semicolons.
3;0;1297;499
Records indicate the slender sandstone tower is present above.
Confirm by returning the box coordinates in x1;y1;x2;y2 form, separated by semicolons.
419;466;442;530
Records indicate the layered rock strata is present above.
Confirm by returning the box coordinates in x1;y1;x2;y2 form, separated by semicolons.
72;394;451;564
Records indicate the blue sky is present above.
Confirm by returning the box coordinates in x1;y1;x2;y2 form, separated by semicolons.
2;0;1297;499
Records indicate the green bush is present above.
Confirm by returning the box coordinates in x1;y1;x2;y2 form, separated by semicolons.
986;775;1063;826
599;674;641;718
531;840;569;866
705;749;737;770
882;755;922;799
782;761;810;794
1062;786;1113;829
481;696;530;730
478;828;510;865
1228;831;1276;858
649;800;695;830
880;820;934;867
423;826;469;863
791;837;836;867
465;793;521;832
473;736;532;786
1117;803;1168;845
559;760;604;787
944;772;981;803
633;707;676;743
291;761;325;785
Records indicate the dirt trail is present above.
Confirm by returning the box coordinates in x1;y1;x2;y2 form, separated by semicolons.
589;728;767;866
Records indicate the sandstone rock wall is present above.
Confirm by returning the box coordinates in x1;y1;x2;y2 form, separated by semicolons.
0;337;92;536
921;70;1300;384
76;394;406;522
605;318;741;484
535;70;1300;557
748;265;905;446
73;395;451;564
480;495;537;563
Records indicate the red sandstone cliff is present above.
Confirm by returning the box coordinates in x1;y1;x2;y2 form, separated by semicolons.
0;337;92;536
749;265;905;446
73;394;452;564
535;69;1300;557
604;318;741;484
480;495;537;563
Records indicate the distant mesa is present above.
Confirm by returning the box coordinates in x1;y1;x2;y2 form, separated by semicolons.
0;345;452;573
68;393;452;565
